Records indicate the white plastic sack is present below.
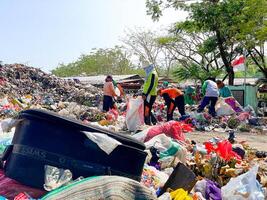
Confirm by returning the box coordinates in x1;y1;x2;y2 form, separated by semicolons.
83;132;121;154
126;97;144;131
158;192;171;200
216;98;235;116
131;128;150;142
115;87;121;96
145;134;172;152
221;165;265;200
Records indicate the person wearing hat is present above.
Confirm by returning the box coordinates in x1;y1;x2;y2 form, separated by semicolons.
103;75;117;112
142;64;159;125
162;81;169;89
158;88;186;121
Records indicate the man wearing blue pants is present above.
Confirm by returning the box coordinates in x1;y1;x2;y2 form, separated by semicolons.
197;78;219;117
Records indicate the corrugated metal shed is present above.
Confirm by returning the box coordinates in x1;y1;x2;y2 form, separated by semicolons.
65;74;142;85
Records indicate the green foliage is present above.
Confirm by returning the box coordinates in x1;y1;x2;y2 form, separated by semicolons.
173;63;222;83
146;0;267;82
52;46;138;77
197;36;218;55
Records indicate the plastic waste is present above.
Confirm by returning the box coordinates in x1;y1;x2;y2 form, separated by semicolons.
205;179;222;200
14;192;33;200
170;188;192;200
194;179;207;197
115;87;121;97
192;192;206;200
145;121;192;142
141;165;169;191
221;165;265;200
215;98;235;116
244;105;256;116
83;132;121;154
132;128;150;142
44;165;73;191
125;97;144;132
205;140;241;161
158;192;171;200
145;134;172;152
158;142;180;159
224;97;243;113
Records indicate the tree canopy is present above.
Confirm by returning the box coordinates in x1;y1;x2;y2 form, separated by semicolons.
52;46;142;77
146;0;267;85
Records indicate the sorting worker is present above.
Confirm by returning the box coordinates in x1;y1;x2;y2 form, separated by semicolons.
184;86;196;105
158;87;186;121
216;80;232;98
142;64;158;125
103;75;117;112
197;78;219;117
216;80;243;112
113;80;124;102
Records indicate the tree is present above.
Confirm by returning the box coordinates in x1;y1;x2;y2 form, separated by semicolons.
52;46;135;77
232;0;267;77
146;0;267;85
122;28;160;67
156;29;224;82
122;28;176;77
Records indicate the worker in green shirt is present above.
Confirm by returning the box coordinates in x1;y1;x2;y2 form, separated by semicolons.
216;80;232;98
184;86;196;105
142;64;159;125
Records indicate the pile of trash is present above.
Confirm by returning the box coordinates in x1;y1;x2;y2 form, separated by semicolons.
0;64;266;199
0;63;101;108
133;123;267;199
0;63;106;121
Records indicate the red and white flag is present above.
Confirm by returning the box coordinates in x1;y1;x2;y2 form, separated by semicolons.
231;55;245;72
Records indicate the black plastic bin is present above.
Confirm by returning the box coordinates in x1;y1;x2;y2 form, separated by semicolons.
2;109;147;189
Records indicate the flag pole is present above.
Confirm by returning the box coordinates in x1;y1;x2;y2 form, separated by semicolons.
244;49;247;106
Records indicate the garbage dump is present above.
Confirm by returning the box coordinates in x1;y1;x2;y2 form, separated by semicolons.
0;64;266;199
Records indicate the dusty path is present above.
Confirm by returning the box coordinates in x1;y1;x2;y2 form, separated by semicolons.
185;131;267;151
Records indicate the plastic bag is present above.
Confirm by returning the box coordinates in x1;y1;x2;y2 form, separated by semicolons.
244;105;256;116
44;165;72;191
205;140;241;161
132;128;149;142
83;132;121;154
221;165;265;200
170;188;192;200
224;97;243;112
145;121;189;142
115;87;121;96
125;97;144;131
216;98;235;116
145;134;172;152
158;192;171;200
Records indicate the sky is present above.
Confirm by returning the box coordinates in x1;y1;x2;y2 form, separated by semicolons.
0;0;187;72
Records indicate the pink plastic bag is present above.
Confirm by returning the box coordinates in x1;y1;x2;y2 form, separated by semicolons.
237;112;250;121
145;121;191;142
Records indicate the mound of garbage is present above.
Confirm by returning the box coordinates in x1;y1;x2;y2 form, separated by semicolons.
0;64;266;199
0;63;105;120
0;63;101;107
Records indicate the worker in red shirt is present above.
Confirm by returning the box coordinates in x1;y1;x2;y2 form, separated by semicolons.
158;88;186;121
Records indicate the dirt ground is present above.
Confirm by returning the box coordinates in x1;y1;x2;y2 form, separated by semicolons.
185;131;267;151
